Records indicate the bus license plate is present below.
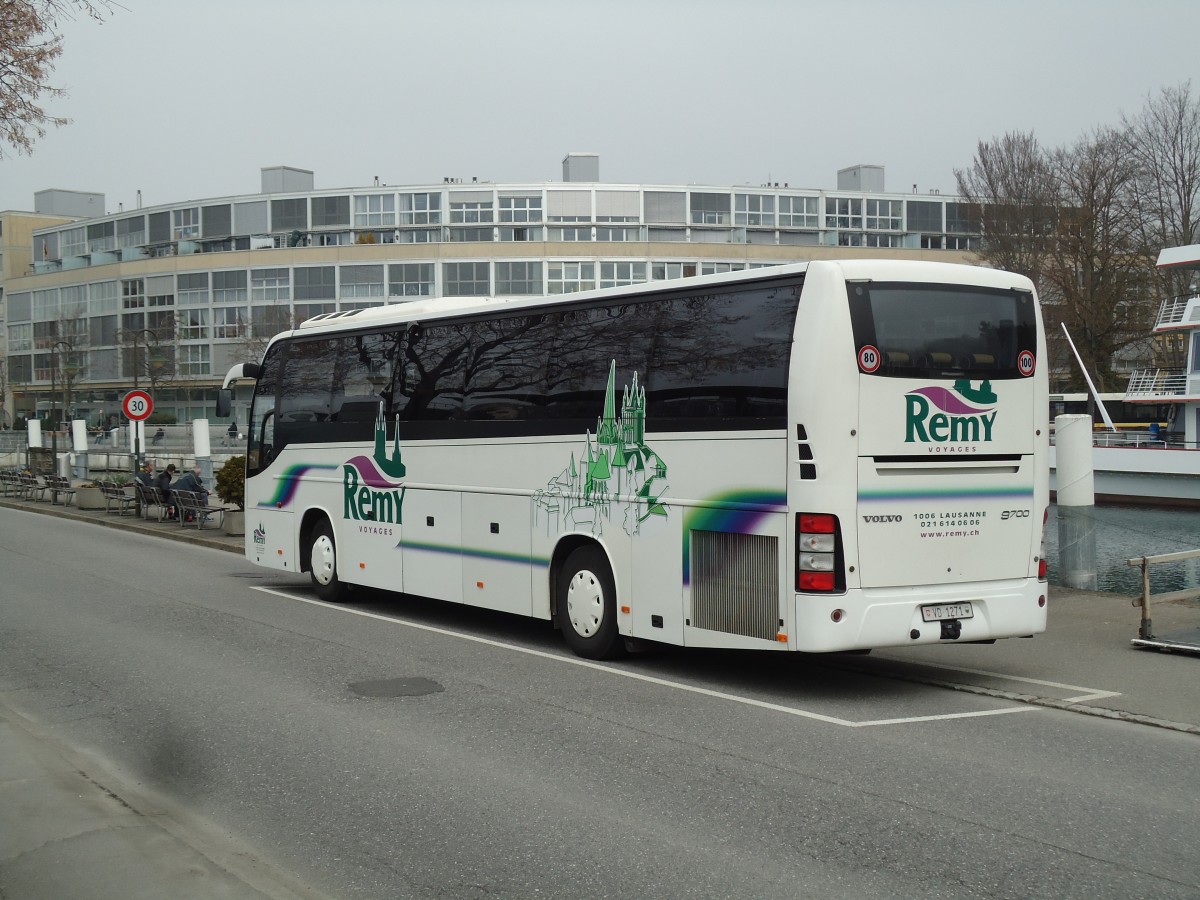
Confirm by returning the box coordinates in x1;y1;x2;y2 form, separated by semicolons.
921;602;974;622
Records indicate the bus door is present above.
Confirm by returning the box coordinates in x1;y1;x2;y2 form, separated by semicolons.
848;281;1041;589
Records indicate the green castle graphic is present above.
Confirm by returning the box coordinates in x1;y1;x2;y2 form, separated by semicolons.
953;378;997;405
372;401;406;479
535;361;668;537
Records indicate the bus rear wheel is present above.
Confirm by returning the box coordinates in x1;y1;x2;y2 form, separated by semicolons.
557;546;624;660
309;520;349;603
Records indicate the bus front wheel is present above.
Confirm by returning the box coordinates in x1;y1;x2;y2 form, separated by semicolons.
557;546;624;660
309;520;349;603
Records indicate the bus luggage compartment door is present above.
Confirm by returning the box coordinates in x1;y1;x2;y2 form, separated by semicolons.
854;456;1037;588
249;506;296;572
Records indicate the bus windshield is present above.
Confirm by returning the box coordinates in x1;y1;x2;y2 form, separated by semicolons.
848;282;1037;379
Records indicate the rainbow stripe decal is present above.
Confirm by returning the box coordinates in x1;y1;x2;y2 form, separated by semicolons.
257;463;340;509
858;486;1033;503
397;539;551;568
681;490;787;584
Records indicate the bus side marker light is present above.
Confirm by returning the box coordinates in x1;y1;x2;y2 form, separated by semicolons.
830;609;845;623
277;549;283;555
620;605;631;614
776;633;788;642
359;562;366;569
1038;595;1046;608
476;581;484;589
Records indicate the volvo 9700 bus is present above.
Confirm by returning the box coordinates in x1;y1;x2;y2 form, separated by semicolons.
218;260;1048;659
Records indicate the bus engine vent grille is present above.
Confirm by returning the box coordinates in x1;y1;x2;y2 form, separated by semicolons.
690;530;779;641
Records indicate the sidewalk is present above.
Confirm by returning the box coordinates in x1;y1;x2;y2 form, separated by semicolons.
1;491;1197;898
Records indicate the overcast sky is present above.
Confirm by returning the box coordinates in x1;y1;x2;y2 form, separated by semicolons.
2;0;1197;214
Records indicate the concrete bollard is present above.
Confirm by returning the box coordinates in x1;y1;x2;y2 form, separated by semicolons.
1054;414;1097;589
71;420;89;481
193;419;213;488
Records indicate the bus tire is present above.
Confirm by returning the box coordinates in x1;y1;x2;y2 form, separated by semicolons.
309;519;349;603
557;546;624;660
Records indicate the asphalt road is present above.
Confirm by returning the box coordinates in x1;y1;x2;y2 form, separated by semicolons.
1;507;1197;899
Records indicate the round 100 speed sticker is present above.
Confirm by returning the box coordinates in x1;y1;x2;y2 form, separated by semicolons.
1017;350;1036;377
858;344;881;373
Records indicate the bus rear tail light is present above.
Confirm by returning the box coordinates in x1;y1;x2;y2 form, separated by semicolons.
797;513;844;593
1038;506;1048;582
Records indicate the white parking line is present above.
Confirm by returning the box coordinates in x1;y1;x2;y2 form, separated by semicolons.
253;586;1042;728
871;654;1122;703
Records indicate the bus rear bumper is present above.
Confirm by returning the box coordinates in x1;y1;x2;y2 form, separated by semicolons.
793;579;1048;652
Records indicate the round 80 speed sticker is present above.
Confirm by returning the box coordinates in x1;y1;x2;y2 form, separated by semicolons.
1017;350;1036;377
858;344;881;373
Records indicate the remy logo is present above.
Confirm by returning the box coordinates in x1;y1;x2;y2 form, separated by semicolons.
905;379;997;444
343;402;407;525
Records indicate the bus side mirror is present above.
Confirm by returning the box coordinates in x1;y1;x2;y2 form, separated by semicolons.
216;388;232;418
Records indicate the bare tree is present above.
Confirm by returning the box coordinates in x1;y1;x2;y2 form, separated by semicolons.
0;0;112;157
1124;82;1200;299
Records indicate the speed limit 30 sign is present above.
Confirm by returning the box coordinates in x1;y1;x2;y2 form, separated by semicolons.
122;390;154;421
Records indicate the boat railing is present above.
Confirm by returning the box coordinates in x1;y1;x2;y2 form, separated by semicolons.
1154;293;1200;329
1124;368;1187;398
1049;430;1196;450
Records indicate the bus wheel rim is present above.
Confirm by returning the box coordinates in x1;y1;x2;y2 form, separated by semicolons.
313;534;335;586
567;568;604;638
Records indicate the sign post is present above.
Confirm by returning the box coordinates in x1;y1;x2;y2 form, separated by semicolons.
122;390;153;473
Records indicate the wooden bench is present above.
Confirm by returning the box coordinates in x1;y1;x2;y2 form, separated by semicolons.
99;480;138;515
172;490;224;530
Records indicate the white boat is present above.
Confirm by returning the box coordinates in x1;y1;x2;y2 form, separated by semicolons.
1049;243;1200;507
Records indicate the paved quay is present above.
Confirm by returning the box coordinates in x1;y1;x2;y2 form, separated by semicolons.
1;492;1197;899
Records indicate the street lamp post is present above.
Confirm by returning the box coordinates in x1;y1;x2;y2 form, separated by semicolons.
50;340;73;475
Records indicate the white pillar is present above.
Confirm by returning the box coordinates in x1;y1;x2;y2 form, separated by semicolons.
71;420;89;480
1054;414;1096;589
27;419;42;448
193;419;213;487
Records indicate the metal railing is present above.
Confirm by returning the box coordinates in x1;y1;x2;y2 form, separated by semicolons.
1124;368;1188;398
1126;548;1200;651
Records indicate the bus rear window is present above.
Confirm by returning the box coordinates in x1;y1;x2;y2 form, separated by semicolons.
848;282;1036;379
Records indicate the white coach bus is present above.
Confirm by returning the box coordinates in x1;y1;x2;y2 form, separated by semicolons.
218;260;1048;659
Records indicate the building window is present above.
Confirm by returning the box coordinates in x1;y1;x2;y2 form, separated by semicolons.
388;263;434;297
496;261;543;295
117;216;146;249
779;195;819;228
340;264;385;298
271;198;308;231
178;344;211;376
87;221;116;253
443;261;490;296
499;226;541;241
837;232;865;246
549;226;591;241
398;229;440;243
294;266;336;300
652;262;697;280
8;322;32;352
690;192;731;225
212;270;248;304
179;309;210;340
173;207;200;240
449;226;493;242
547;261;595;294
311;195;350;228
825;197;863;230
596;226;638;241
353;194;396;227
251;268;290;303
61;227;86;257
865;198;903;231
864;233;902;248
450;199;494;224
946;202;981;234
400;192;441;225
213;307;246;339
499;196;542;223
598;262;646;288
700;262;745;276
122;279;144;309
735;194;775;226
906;199;943;233
177;273;209;306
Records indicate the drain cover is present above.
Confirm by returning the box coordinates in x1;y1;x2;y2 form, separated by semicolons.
349;677;445;698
